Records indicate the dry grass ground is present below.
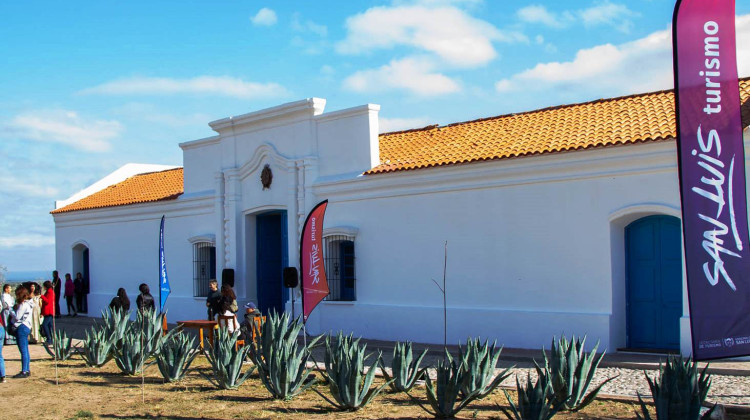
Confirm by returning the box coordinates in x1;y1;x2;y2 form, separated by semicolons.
3;349;748;420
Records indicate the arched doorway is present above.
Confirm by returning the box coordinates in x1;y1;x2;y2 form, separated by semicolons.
72;243;90;314
625;215;682;351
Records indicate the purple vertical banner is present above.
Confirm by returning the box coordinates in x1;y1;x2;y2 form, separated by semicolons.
673;0;750;359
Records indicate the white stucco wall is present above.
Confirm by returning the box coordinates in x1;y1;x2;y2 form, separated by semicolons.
53;196;215;322
52;99;750;355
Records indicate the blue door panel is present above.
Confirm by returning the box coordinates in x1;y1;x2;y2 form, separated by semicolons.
256;211;288;315
626;215;682;350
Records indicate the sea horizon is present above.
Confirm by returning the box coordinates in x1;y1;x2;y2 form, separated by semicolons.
4;269;52;283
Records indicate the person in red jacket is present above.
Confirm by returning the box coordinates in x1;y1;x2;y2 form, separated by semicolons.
40;281;55;344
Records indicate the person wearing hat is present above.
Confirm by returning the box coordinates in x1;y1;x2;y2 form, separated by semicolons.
239;302;262;343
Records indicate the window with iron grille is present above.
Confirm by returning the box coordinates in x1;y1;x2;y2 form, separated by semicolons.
323;234;356;301
193;242;216;297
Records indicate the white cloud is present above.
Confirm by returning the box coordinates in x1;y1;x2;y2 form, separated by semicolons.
343;57;461;96
379;117;431;133
516;2;636;33
0;234;55;248
80;76;288;99
291;14;327;37
579;1;637;33
250;8;277;26
113;103;211;127
496;14;750;98
495;27;670;96
0;176;59;198
337;5;526;68
517;5;573;28
2;110;121;152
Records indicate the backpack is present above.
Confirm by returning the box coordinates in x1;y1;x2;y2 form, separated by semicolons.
0;309;17;337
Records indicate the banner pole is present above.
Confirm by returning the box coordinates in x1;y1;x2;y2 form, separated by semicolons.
52;302;58;386
141;312;145;404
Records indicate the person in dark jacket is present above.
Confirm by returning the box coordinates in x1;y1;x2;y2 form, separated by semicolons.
52;270;61;318
136;283;155;314
109;288;131;313
205;279;221;320
73;273;85;313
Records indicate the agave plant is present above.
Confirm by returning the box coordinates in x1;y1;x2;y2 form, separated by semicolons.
502;367;567;420
249;310;321;400
155;332;199;383
412;351;480;419
636;356;714;420
314;332;391;411
100;308;130;344
379;341;429;393
43;329;76;361
459;338;513;399
541;335;616;411
113;327;154;375
134;308;176;358
202;327;255;390
80;326;115;367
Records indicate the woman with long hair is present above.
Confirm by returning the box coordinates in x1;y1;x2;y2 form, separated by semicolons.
109;288;131;313
136;283;155;314
218;284;239;332
27;283;42;344
10;286;32;377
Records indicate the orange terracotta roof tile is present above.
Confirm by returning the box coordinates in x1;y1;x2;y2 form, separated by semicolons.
51;168;183;214
367;77;750;175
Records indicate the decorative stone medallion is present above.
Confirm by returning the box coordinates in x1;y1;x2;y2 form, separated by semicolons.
261;164;273;190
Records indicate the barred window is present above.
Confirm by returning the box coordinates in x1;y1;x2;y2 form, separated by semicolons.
323;234;356;301
193;242;216;297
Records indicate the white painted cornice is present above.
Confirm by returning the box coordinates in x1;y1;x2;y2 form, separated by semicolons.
179;135;221;150
52;194;214;227
314;141;680;202
315;104;380;123
208;98;326;133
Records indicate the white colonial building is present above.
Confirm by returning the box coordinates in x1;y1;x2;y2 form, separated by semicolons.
52;79;750;355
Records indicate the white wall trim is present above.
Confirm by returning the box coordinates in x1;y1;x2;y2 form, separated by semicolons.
188;234;216;245
314;141;678;202
52;194;215;227
323;226;359;238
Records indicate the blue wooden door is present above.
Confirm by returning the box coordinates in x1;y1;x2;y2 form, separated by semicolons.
626;215;682;350
256;211;288;314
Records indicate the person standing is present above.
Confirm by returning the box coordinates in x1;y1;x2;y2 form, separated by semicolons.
0;312;5;382
205;279;221;320
73;273;84;313
10;286;32;378
39;281;55;345
109;288;131;313
28;283;42;344
1;284;14;346
52;271;62;318
136;283;155;314
64;274;77;317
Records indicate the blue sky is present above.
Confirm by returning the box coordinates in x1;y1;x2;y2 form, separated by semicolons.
1;0;749;272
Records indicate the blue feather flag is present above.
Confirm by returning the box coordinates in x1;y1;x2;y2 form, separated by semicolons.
159;215;171;311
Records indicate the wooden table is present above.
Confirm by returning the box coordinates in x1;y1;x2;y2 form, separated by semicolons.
176;319;217;351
